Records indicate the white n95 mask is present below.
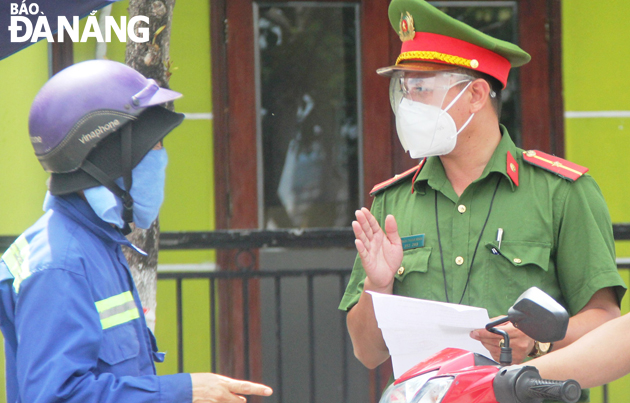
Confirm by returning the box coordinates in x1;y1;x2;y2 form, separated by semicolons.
390;71;474;159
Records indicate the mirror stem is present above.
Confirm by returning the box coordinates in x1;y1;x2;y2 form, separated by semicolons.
486;320;513;366
486;316;510;330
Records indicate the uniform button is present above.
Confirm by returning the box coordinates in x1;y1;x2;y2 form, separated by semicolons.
397;267;405;275
513;258;522;264
526;150;537;157
455;256;464;265
457;205;466;214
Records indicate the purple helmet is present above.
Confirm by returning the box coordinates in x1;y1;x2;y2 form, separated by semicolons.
29;60;184;228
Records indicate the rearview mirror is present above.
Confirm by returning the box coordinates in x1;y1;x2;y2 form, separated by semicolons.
507;287;569;342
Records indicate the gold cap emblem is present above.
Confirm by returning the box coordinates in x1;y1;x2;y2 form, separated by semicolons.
398;12;415;42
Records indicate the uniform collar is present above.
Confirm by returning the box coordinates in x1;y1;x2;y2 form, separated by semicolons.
413;125;519;195
480;125;520;190
46;193;146;255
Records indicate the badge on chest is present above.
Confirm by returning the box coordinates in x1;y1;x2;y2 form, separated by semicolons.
402;234;425;250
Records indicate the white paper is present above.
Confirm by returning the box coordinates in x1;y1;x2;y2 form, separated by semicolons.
367;291;492;378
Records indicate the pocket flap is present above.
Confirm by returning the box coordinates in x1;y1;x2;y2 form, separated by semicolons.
98;323;140;365
395;247;432;281
485;241;551;271
147;327;166;363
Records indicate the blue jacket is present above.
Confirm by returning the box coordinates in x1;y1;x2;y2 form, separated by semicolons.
0;194;192;403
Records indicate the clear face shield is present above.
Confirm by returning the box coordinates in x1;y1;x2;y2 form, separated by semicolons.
389;71;475;158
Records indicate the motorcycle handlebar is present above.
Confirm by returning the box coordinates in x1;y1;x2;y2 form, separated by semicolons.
494;366;582;403
517;377;581;403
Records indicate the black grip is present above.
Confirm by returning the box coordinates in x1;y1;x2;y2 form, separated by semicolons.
518;376;581;403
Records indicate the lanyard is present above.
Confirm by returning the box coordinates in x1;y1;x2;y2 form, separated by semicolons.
434;176;502;304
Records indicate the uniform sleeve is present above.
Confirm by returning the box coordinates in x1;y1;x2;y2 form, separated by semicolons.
14;268;192;403
555;175;627;314
338;195;385;311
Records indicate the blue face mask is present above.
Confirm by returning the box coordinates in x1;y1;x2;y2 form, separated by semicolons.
81;148;168;229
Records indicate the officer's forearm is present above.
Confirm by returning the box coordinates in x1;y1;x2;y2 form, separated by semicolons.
530;313;630;388
346;280;392;369
554;287;620;350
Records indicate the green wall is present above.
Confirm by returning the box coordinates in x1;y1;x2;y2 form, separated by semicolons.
0;42;50;235
562;0;630;249
562;1;630;401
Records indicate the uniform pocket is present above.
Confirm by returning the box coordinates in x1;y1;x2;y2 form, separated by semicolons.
98;323;140;365
395;247;432;282
485;241;551;271
484;240;553;309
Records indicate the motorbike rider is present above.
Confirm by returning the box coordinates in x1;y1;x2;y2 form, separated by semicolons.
527;312;630;389
339;0;626;391
0;60;272;403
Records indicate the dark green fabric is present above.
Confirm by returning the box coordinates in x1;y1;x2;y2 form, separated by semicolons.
339;127;626;317
388;0;531;67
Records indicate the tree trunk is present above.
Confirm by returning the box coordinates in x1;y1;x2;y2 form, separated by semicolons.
123;220;160;331
123;0;176;332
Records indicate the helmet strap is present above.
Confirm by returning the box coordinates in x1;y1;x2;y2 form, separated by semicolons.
80;123;135;235
81;159;133;234
120;124;134;224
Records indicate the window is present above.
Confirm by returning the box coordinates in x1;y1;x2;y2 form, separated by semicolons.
255;3;362;229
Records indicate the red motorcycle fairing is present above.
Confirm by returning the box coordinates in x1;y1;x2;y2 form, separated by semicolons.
395;348;494;384
441;366;499;403
394;348;500;403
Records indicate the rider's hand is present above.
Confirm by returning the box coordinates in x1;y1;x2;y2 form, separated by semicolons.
191;373;273;402
470;319;536;364
352;208;403;292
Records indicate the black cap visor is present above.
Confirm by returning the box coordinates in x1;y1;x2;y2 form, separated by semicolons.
49;106;185;195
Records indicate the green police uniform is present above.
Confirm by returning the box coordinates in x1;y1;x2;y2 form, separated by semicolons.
339;128;626;317
341;0;626;399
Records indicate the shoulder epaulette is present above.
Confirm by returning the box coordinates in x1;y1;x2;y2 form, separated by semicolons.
522;150;588;181
370;159;426;196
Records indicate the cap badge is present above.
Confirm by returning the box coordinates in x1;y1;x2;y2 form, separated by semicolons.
398;12;415;42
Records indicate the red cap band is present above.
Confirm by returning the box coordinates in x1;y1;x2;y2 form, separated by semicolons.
398;32;511;87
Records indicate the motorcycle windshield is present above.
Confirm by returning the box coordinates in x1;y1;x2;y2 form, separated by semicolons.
379;370;439;403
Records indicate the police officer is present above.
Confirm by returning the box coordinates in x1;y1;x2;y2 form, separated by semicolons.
339;0;626;375
0;60;272;403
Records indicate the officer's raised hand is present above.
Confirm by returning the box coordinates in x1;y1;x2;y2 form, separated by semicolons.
346;208;403;368
191;373;272;402
352;207;403;292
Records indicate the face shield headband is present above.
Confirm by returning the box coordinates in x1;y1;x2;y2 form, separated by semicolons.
389;71;474;158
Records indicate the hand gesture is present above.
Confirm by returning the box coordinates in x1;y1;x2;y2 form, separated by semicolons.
352;207;403;291
191;373;273;403
470;319;535;364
